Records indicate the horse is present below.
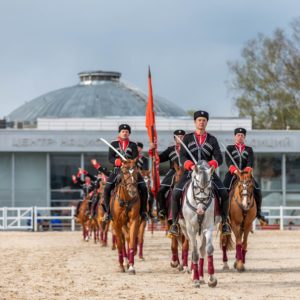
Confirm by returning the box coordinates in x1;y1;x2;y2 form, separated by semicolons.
179;160;217;288
94;174;111;247
76;192;93;241
164;162;190;272
111;158;141;274
221;169;256;272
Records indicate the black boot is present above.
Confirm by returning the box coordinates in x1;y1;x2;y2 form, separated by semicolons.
139;182;149;221
221;217;231;235
168;189;181;237
254;188;267;224
157;186;168;220
148;193;155;219
219;189;231;235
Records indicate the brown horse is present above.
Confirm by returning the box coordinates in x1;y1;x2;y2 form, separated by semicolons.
111;158;141;274
221;170;256;272
166;162;190;272
95;174;111;247
76;193;92;241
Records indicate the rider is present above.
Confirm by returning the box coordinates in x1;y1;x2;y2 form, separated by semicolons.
72;169;96;217
136;142;154;219
149;130;186;220
102;124;148;223
223;127;267;224
169;110;231;236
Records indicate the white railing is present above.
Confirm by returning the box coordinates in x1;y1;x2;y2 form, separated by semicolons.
0;206;76;231
1;206;300;231
259;206;300;230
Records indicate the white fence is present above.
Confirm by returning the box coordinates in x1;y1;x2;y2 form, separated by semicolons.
0;206;76;231
0;206;300;231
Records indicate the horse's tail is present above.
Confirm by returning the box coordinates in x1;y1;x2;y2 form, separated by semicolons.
219;223;234;251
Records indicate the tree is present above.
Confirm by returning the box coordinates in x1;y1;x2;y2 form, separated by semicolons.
228;18;300;129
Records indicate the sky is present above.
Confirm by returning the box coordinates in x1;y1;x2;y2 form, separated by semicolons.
1;0;300;118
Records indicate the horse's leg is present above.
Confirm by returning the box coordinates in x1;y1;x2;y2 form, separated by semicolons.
170;237;180;268
128;218;139;275
103;225;108;247
187;223;200;288
112;233;117;250
232;222;244;272
199;233;206;284
182;237;190;273
115;228;125;272
138;220;146;261
241;227;251;270
205;227;217;288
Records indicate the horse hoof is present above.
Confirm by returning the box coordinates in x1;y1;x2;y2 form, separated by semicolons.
199;277;205;284
178;264;184;272
223;262;230;271
170;261;179;268
237;261;245;272
111;245;116;251
193;280;200;288
128;266;136;275
181;266;190;274
101;243;107;247
119;266;125;273
208;276;217;288
139;256;145;261
233;261;237;269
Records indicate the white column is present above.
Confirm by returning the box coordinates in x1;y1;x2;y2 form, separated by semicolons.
46;153;51;207
282;153;286;207
11;153;15;207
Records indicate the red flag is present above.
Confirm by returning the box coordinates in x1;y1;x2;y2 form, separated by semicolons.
145;67;160;198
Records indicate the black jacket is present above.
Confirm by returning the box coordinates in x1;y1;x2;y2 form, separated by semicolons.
108;140;138;165
180;132;223;167
158;145;181;168
137;155;149;170
225;145;254;170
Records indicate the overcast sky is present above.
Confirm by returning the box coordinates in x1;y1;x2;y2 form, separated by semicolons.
1;0;300;118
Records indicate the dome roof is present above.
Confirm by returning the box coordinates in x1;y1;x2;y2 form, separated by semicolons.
8;71;187;122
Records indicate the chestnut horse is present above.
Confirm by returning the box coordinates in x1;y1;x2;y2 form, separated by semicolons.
111;158;141;274
76;193;92;241
221;170;256;272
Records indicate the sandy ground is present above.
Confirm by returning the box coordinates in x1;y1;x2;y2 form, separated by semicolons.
0;229;300;300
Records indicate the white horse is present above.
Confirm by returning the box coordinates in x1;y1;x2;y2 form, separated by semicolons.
179;160;218;288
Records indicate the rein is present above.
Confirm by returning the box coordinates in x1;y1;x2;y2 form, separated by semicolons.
115;170;139;217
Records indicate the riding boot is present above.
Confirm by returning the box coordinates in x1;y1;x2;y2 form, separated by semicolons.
219;189;231;235
254;187;267;224
139;191;149;221
92;196;99;218
168;188;181;237
157;186;168;220
148;192;155;219
103;185;112;223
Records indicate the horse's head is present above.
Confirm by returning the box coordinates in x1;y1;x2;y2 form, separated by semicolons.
119;158;139;198
235;169;254;211
191;160;215;211
140;169;151;189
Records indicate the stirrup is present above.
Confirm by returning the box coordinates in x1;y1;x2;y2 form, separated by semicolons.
258;216;267;226
221;221;231;236
168;223;180;237
141;212;149;221
158;210;166;220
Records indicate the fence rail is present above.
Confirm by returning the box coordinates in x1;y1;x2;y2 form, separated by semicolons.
0;206;300;231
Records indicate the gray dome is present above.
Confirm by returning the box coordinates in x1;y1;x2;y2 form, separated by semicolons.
8;70;187;122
